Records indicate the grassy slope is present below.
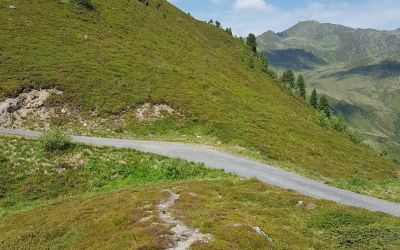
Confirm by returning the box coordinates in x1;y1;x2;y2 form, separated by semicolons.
1;136;399;249
0;135;228;215
0;0;399;198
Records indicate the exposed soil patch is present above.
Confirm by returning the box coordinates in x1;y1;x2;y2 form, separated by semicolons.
0;89;62;128
157;191;212;250
135;103;177;122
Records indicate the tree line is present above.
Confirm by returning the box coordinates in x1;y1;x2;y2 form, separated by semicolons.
244;33;368;146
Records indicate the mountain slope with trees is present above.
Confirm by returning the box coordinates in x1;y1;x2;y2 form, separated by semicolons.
0;1;398;199
257;20;400;159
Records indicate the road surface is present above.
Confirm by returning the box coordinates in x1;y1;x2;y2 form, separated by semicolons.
1;128;399;217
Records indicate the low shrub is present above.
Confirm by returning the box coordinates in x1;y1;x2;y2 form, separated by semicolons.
40;129;71;152
73;0;95;10
345;129;363;145
264;67;278;80
330;115;347;132
0;155;8;163
316;111;329;128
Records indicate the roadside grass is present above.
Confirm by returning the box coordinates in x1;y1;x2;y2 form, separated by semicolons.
0;135;231;217
39;114;400;202
0;0;399;204
1;179;399;249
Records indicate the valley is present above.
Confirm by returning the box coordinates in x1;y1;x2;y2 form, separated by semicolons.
257;20;400;160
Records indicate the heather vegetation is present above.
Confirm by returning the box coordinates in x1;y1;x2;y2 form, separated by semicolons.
0;135;399;249
0;0;398;201
0;1;400;248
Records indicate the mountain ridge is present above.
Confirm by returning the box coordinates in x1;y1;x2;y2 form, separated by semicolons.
257;21;400;158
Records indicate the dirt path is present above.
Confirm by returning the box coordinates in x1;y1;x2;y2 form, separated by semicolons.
157;191;212;250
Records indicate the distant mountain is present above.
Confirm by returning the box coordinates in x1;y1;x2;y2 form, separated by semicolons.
258;21;400;157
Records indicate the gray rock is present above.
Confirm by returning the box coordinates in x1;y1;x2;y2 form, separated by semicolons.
253;226;272;242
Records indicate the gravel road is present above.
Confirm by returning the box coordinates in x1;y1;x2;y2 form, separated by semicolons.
1;128;399;217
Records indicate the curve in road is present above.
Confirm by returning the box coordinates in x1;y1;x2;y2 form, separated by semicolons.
1;128;399;217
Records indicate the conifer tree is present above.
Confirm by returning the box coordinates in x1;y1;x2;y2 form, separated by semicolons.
225;27;233;36
246;33;257;54
281;69;295;89
297;75;306;99
215;21;221;28
310;89;318;109
319;95;331;118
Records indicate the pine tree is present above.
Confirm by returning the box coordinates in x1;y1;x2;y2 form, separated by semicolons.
225;27;233;36
215;21;221;28
246;33;257;54
281;69;295;89
310;89;318;109
319;95;331;118
297;75;306;99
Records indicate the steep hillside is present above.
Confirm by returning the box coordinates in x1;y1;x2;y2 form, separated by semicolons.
0;1;399;198
257;21;400;158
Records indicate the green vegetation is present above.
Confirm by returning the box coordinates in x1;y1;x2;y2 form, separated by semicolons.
319;95;331;118
257;20;400;157
0;134;399;249
73;0;95;10
281;69;296;89
39;128;71;152
0;0;398;202
246;33;257;54
1;173;399;249
296;74;306;99
310;89;318;109
0;135;228;215
316;110;330;128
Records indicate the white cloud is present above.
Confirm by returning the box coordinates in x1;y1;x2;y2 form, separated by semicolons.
233;0;275;12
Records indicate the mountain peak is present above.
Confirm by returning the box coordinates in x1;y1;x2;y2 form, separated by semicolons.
297;20;320;25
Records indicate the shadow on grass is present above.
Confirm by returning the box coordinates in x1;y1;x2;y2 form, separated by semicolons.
326;61;400;79
265;49;327;70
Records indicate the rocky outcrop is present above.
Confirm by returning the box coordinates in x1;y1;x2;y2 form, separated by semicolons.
0;89;62;128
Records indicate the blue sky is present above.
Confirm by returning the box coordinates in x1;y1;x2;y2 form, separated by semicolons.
168;0;400;36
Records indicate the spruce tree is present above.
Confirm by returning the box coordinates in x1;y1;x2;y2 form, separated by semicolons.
297;75;306;99
225;27;233;36
310;89;318;109
281;69;295;89
319;95;331;118
246;33;257;54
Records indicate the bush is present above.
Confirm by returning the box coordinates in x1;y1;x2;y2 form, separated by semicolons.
74;0;95;10
40;129;71;152
316;111;329;128
380;148;389;157
330;115;347;132
0;155;8;163
345;129;363;145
